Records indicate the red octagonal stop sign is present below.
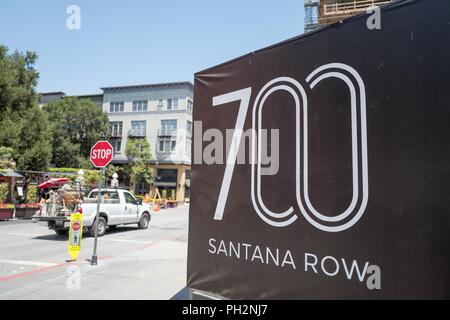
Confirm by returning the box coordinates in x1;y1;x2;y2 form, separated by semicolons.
72;221;81;231
90;141;113;168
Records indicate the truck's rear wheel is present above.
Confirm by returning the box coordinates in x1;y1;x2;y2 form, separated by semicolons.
138;213;150;229
89;217;107;237
54;229;68;236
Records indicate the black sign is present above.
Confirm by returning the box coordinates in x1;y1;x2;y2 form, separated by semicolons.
188;0;450;299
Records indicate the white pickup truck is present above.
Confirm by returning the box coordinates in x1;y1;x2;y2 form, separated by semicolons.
34;188;152;237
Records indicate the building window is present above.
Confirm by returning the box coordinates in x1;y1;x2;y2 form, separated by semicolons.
161;120;177;136
185;137;192;154
111;139;122;153
185;120;192;155
132;100;148;112
157;99;163;110
159;120;177;152
186;120;192;138
159;137;177;153
130;121;147;137
109;122;123;137
167;98;178;110
157;169;178;183
109;102;124;113
187;100;193;112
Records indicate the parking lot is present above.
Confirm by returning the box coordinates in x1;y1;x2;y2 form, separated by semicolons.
0;205;189;300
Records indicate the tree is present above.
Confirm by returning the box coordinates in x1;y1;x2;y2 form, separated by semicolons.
106;164;121;178
16;106;52;170
125;138;154;185
0;45;51;170
0;46;39;114
0;147;15;171
43;97;109;168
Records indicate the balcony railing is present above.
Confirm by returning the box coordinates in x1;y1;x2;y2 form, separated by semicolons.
323;0;393;16
109;131;122;138
128;129;146;138
158;129;177;137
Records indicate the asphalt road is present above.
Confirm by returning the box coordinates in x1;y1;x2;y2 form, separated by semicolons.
0;205;189;300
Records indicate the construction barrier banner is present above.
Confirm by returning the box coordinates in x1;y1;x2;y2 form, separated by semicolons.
187;0;450;299
68;213;83;261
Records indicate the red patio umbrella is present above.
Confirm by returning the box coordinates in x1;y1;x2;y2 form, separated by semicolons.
38;178;71;189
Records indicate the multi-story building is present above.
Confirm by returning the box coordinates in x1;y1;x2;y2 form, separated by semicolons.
74;93;104;108
39;92;103;108
102;81;193;200
305;0;394;33
39;92;66;107
39;81;193;202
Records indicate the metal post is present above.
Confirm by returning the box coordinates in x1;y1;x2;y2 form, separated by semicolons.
91;167;104;265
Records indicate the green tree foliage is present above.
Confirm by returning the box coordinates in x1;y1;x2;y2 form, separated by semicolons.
83;170;101;187
0;47;39;114
45;167;101;189
0;46;51;170
125;138;154;185
0;147;15;171
25;184;38;204
0;183;8;203
16;106;52;170
43;97;109;168
106;164;120;178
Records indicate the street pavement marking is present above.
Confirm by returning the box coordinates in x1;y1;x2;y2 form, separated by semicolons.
0;262;67;283
137;240;161;251
0;257;113;284
0;259;58;267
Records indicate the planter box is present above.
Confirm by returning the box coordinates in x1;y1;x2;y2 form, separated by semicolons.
0;208;14;220
15;207;38;219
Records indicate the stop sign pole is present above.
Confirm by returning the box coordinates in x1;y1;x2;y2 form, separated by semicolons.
90;167;104;266
89;141;113;266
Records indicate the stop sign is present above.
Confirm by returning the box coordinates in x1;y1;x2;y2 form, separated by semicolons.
90;141;113;168
72;221;81;231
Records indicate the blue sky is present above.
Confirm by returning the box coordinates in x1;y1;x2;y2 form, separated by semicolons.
0;1;304;95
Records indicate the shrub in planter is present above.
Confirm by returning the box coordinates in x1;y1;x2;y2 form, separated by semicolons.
0;183;8;204
15;183;41;219
0;183;13;220
0;203;14;221
26;184;38;204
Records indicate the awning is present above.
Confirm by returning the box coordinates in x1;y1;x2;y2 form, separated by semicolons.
38;178;71;189
0;171;24;178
